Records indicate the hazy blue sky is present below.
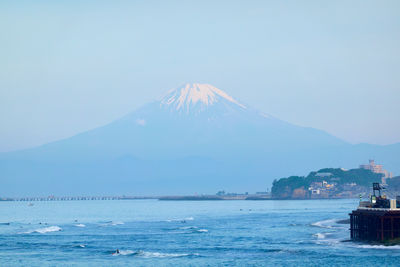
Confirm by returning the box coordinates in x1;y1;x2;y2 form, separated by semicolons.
1;0;399;152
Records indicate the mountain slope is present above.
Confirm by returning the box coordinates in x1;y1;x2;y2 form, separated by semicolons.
1;83;398;196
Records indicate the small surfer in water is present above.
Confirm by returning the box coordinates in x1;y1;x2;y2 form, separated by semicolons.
115;249;120;254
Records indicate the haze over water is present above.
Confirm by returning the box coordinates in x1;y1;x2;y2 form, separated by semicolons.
1;199;400;266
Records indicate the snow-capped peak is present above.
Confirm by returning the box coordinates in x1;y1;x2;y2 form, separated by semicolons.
160;83;246;112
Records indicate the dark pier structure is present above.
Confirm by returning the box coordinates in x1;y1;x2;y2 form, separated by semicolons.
350;183;400;242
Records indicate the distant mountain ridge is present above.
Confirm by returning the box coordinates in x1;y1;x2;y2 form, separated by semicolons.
1;83;399;196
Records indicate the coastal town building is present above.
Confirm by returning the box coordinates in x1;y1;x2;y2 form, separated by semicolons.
308;180;337;198
359;160;393;184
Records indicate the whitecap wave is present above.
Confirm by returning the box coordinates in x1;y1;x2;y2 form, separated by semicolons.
166;217;194;222
110;221;124;226
312;232;342;245
313;233;326;239
311;219;341;229
23;226;62;234
112;250;194;258
196;229;208;233
101;221;124;226
136;251;193;258
179;226;198;230
355;244;400;250
75;224;86;227
112;250;135;256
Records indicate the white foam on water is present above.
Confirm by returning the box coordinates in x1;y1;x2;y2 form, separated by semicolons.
196;229;208;233
101;221;124;226
166;217;194;222
311;219;342;229
107;221;125;225
112;250;135;256
75;224;86;227
313;233;326;239
112;250;195;258
23;226;62;234
179;226;198;230
315;239;342;246
137;251;193;258
354;244;400;250
311;230;345;246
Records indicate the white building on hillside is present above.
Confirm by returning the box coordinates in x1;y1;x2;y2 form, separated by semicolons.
359;159;393;183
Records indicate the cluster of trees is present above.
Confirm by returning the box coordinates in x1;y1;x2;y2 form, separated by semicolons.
271;168;383;199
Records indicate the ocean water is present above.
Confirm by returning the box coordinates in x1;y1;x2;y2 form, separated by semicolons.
1;199;400;266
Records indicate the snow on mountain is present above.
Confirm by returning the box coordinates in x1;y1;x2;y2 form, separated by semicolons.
160;83;246;113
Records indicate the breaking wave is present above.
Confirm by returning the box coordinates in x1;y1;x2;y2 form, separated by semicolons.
166;217;194;222
313;233;327;239
311;219;342;229
112;250;135;256
112;250;196;258
177;226;207;233
137;251;194;258
23;226;62;234
110;221;124;226
75;224;86;227
101;221;124;226
179;226;198;230
354;244;400;250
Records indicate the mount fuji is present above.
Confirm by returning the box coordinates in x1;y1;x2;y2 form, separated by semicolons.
1;83;399;196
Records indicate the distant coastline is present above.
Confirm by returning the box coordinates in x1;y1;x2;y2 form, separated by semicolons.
271;163;398;200
0;194;272;202
3;162;398;202
0;193;361;202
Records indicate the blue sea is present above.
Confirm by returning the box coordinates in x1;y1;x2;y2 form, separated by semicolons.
1;199;400;266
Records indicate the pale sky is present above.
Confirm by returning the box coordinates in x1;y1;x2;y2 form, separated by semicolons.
1;0;399;152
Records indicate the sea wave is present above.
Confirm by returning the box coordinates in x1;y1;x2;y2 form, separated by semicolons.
112;250;196;258
23;226;62;234
110;221;124;226
313;233;326;239
177;226;207;232
101;221;124;226
355;244;400;250
138;251;194;258
166;217;194;222
311;219;343;229
112;250;135;256
179;226;198;230
75;224;86;227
